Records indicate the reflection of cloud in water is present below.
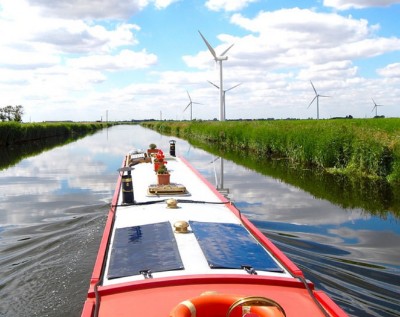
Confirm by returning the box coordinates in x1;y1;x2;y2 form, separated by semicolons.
0;139;116;228
330;227;400;265
1;148;110;195
0;176;61;197
212;160;366;226
0;125;181;228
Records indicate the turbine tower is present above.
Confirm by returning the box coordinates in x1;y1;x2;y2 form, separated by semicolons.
371;98;384;117
308;81;329;120
210;156;229;198
208;81;241;120
199;30;234;121
183;90;201;120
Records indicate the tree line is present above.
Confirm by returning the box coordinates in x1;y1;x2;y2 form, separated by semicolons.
0;105;24;122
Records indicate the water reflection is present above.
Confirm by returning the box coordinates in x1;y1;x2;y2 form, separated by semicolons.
0;133;97;171
187;139;400;219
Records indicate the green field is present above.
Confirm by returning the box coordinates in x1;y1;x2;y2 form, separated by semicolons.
142;118;400;183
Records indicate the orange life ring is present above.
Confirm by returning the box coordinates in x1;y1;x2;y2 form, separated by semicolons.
169;293;286;317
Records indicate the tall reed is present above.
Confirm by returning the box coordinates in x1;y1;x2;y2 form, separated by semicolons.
142;119;400;183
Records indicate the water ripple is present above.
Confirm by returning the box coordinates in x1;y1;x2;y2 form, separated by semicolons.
260;226;400;317
0;205;107;317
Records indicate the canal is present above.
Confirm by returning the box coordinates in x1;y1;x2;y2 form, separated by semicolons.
0;125;399;317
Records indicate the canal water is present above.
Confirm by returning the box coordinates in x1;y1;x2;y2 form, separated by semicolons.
0;125;399;317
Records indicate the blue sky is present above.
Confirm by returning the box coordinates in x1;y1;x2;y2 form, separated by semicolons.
0;0;399;121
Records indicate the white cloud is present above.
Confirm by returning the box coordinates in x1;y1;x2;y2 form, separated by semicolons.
0;48;60;70
377;63;400;78
27;0;148;19
231;8;371;44
0;1;142;63
205;0;259;12
24;0;178;19
297;61;359;81
324;0;400;10
67;49;158;71
227;8;400;68
0;0;158;121
8;18;139;55
153;0;180;10
0;0;179;27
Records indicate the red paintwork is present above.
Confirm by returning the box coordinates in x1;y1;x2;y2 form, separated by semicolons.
86;158;124;296
83;275;347;316
81;156;348;317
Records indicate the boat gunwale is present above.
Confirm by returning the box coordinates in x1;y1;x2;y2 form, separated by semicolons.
87;157;126;294
313;291;349;317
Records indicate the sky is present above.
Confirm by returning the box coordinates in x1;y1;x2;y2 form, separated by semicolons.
0;0;400;122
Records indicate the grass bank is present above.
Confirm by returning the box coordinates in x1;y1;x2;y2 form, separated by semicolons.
0;122;111;147
142;119;400;183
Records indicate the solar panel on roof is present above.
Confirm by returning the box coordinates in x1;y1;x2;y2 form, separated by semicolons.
189;221;284;273
107;222;184;279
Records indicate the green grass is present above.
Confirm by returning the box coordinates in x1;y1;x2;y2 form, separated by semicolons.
142;118;400;183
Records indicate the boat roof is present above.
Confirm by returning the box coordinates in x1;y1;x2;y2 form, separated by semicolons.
103;154;291;286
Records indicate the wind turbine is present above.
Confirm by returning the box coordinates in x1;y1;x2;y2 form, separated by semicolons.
371;98;384;117
183;90;201;120
208;81;241;120
308;81;329;120
199;30;234;121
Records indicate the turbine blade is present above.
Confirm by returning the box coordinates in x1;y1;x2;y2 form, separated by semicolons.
186;90;192;102
320;95;330;98
220;43;234;56
308;96;317;108
207;80;219;89
310;81;318;95
209;156;219;164
372;99;384;107
184;102;191;112
226;83;241;92
198;31;217;59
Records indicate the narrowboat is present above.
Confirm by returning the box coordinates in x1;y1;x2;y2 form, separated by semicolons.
81;144;348;317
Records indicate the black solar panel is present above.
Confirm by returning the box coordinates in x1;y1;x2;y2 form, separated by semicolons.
189;221;284;272
107;222;184;279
